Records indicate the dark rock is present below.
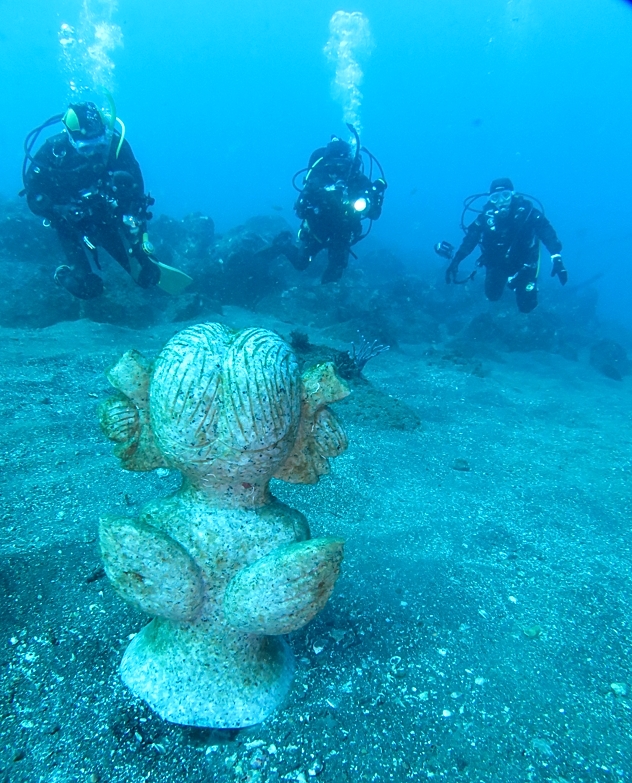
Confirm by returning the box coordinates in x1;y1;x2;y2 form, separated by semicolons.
150;212;215;269
590;339;631;380
0;200;60;262
195;216;293;308
336;381;421;432
467;309;560;353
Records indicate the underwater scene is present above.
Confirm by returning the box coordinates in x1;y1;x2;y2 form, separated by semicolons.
1;0;632;780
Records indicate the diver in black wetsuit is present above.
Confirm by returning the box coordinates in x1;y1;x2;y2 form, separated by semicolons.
22;101;161;300
443;178;567;313
282;133;386;284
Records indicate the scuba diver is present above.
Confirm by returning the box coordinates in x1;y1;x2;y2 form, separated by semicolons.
22;100;191;299
437;178;567;313
281;125;387;284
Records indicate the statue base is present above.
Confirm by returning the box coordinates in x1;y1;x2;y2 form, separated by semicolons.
121;617;295;728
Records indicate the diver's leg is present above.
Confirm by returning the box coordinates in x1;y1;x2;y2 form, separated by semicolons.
54;223;103;299
322;241;349;284
257;230;303;267
132;242;160;288
292;224;322;271
100;227;159;289
515;269;538;313
484;266;506;301
255;231;291;263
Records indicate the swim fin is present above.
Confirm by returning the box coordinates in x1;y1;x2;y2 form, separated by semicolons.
156;261;193;295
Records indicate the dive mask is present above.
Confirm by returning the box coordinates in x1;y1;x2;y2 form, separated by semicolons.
488;189;514;207
66;129;112;157
63;102;112;157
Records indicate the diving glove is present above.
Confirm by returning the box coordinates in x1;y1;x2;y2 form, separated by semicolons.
445;260;460;284
550;254;568;286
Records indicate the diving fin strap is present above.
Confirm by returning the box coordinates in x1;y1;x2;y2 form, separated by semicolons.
155;261;193;295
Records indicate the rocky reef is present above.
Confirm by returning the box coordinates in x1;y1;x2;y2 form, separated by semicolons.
0;198;625;380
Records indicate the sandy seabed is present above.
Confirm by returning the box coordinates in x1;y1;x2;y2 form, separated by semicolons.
1;307;631;783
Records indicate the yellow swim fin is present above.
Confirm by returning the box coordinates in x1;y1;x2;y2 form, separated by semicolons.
156;262;193;295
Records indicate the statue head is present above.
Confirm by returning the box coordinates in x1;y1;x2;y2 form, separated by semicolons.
99;323;349;502
150;324;301;489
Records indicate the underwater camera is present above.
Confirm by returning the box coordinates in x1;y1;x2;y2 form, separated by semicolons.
434;240;455;260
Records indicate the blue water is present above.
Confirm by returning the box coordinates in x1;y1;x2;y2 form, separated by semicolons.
2;0;632;321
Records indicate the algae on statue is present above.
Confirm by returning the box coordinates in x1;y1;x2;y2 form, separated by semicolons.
98;323;349;728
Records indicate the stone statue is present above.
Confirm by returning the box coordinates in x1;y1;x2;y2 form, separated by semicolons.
97;323;349;728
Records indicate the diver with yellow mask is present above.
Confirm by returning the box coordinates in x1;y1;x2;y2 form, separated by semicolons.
21;100;191;299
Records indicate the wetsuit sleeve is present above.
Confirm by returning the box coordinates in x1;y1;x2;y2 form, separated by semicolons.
295;178;323;219
346;172;384;220
23;141;59;219
452;218;483;264
366;176;386;220
113;140;144;189
107;139;147;216
295;190;312;219
532;210;562;255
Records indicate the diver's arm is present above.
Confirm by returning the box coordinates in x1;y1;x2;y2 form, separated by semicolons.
452;219;483;265
445;219;482;283
345;172;385;220
532;210;562;255
108;139;147;216
24;141;59;219
295;185;320;220
113;139;144;188
26;190;55;220
366;178;387;220
532;210;567;284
